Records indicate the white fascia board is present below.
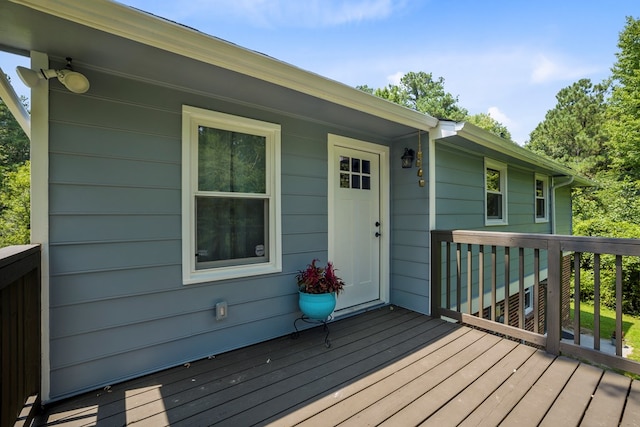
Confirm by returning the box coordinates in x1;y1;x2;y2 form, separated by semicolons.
0;67;30;139
12;0;438;132
452;121;595;186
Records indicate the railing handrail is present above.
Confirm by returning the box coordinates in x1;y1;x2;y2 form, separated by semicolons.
0;244;41;427
0;244;41;290
431;230;640;376
431;230;640;256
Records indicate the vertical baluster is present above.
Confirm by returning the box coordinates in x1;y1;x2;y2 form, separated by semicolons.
479;245;484;319
456;243;462;312
534;248;540;333
467;244;473;315
519;247;525;329
616;255;623;356
491;245;497;321
445;242;451;310
504;247;510;325
594;254;600;351
574;252;581;346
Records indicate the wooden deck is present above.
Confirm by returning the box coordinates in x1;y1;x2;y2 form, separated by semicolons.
34;307;640;426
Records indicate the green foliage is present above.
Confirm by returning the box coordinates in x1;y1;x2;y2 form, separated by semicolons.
525;78;610;178
362;71;468;121
0;161;30;246
466;113;512;140
574;219;640;314
360;71;512;139
0;92;30;169
607;17;640;181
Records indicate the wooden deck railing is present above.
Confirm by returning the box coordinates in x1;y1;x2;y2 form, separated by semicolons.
431;230;640;376
0;245;41;427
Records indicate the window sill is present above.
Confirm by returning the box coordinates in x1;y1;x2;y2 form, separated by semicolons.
183;262;281;285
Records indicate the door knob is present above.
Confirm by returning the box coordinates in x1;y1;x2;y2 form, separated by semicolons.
375;232;381;237
375;221;380;227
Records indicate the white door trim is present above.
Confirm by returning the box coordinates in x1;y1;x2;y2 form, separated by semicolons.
328;134;390;312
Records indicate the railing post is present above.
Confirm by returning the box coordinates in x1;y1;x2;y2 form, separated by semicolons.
546;239;562;355
430;232;442;318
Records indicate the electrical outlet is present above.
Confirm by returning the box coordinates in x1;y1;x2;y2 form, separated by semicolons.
215;301;227;320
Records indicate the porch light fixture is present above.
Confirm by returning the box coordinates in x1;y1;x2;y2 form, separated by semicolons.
401;148;415;168
16;57;90;94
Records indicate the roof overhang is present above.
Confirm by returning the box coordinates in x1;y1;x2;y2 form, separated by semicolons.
2;0;437;139
436;121;595;187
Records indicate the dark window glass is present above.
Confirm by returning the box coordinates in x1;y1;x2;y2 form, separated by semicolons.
362;176;371;190
196;197;267;269
351;174;360;189
487;194;503;219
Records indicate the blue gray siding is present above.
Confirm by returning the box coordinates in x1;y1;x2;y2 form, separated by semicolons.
47;67;392;399
435;144;554;234
390;135;430;314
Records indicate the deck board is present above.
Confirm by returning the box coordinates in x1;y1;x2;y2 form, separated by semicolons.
540;362;603;426
34;306;636;427
584;369;632;427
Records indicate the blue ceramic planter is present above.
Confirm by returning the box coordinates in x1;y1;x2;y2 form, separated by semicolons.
298;291;336;320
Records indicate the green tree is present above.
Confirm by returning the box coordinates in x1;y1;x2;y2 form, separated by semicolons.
359;71;515;139
466;113;512;140
0;79;30;169
606;16;640;181
525;78;610;178
360;71;468;121
0;161;30;246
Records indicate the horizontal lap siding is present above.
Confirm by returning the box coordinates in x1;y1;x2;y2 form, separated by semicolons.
435;145;552;234
391;136;430;314
47;69;386;400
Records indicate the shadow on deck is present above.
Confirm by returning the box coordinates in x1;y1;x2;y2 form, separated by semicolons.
34;306;640;426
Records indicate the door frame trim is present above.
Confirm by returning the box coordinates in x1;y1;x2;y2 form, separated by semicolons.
327;134;390;310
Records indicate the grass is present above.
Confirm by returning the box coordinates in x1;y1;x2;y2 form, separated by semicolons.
570;300;640;362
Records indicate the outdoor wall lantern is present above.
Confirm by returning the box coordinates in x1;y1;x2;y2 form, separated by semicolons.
401;148;415;168
17;57;90;94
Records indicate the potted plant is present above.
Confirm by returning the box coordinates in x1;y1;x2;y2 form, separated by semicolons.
296;259;345;320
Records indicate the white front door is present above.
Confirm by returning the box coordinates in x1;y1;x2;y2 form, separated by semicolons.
329;136;387;312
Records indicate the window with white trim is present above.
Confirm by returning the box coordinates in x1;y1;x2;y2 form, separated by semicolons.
182;106;281;284
485;159;507;225
535;174;549;223
524;286;533;315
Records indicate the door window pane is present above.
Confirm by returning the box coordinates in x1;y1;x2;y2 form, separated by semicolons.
352;158;360;173
362;176;371;190
340;173;350;188
340;156;350;171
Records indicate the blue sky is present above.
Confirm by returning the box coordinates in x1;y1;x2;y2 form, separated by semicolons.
2;0;638;143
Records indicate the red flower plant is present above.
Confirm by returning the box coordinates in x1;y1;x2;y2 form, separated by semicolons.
296;259;345;295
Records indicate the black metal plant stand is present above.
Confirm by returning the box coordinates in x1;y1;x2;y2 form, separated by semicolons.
291;315;332;348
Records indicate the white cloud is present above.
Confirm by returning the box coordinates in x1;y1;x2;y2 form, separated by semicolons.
530;53;599;84
387;71;404;85
487;107;511;126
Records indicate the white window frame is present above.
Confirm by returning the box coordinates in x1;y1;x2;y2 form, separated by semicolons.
524;286;534;316
181;105;281;284
534;174;549;223
484;158;508;226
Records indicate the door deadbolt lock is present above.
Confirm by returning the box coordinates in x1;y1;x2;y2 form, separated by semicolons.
375;221;380;227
